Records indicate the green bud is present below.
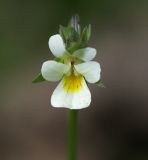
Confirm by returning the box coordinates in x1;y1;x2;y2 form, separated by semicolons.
81;24;91;44
59;15;91;52
59;25;79;49
69;14;80;34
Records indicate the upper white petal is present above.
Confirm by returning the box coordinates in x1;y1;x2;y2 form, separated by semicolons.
73;47;96;61
41;60;70;82
74;61;101;83
48;34;66;57
51;78;91;109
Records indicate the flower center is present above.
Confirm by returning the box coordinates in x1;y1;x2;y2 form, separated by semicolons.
63;74;83;93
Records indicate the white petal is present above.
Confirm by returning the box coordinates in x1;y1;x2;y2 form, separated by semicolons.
41;60;70;81
73;47;96;61
74;61;101;83
48;34;66;57
51;78;91;109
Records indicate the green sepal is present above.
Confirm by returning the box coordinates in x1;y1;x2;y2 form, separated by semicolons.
96;79;106;88
54;57;62;62
68;42;87;53
59;16;92;53
59;25;79;48
32;73;45;83
59;25;73;41
81;24;91;44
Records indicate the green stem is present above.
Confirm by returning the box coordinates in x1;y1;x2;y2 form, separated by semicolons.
68;109;78;160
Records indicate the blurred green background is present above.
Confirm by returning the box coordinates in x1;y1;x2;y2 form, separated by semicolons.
0;0;148;160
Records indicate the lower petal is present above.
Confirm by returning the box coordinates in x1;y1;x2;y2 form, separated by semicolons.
51;76;91;109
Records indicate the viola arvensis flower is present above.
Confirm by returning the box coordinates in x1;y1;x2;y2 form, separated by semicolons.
33;16;103;109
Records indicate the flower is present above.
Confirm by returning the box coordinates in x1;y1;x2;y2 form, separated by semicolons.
41;34;101;109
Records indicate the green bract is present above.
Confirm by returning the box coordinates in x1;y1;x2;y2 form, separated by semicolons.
32;73;45;83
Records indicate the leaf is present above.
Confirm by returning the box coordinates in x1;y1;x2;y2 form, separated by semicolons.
32;73;45;83
81;24;91;44
96;80;106;88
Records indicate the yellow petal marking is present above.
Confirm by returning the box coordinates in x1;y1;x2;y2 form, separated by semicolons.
63;74;83;93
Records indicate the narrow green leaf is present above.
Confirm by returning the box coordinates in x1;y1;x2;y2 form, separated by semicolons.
96;80;106;88
32;73;45;83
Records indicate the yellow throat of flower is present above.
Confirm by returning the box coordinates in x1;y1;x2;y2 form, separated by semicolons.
63;74;83;93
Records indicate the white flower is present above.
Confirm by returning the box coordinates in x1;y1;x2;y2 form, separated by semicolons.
41;34;101;109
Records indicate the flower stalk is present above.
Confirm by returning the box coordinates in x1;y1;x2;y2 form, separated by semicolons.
68;109;78;160
68;16;79;160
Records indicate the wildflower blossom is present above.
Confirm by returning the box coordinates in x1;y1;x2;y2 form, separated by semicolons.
41;34;101;109
33;16;103;109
